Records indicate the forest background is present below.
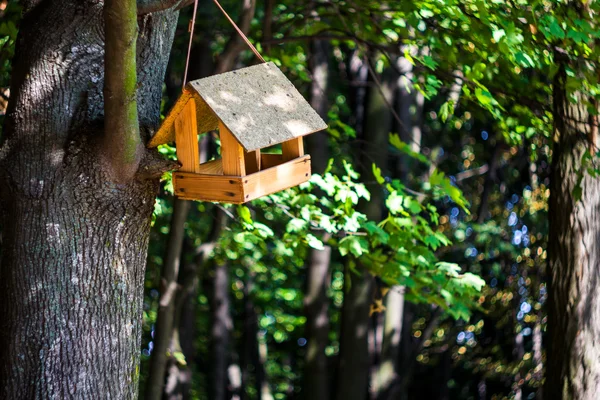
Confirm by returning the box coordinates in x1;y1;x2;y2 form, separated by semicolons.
2;0;596;398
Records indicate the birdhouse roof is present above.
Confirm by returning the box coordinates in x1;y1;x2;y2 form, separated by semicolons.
148;62;327;151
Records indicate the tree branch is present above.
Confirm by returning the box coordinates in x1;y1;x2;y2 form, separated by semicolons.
103;0;144;182
137;0;191;15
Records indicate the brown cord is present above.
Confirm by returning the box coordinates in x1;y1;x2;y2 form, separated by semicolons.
182;0;266;90
212;0;266;63
182;0;199;90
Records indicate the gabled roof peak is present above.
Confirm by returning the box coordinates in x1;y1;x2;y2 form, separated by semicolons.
148;62;327;151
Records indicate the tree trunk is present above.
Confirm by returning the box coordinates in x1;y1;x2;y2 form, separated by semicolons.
202;208;231;400
336;59;392;400
373;288;405;400
545;66;600;399
335;267;374;400
306;37;330;174
0;2;178;398
146;199;191;399
208;261;233;400
163;239;199;400
302;27;332;400
374;52;422;400
241;274;264;400
258;330;274;400
303;242;332;400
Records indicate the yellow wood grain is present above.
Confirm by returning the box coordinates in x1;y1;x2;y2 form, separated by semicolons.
244;150;261;174
174;172;245;203
147;90;192;148
219;121;246;176
282;137;305;161
197;159;223;175
175;99;200;173
242;155;311;202
260;153;284;170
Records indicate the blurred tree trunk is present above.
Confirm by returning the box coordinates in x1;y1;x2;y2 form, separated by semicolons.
262;0;274;55
146;200;192;399
202;209;230;400
546;62;600;399
241;274;271;400
208;260;233;400
334;52;370;400
303;241;332;400
362;65;395;400
512;291;525;400
336;55;391;400
302;28;332;400
373;288;405;400
397;306;442;399
258;331;274;400
395;52;423;179
374;53;423;400
163;239;199;400
306;38;330;174
0;1;178;397
336;267;374;400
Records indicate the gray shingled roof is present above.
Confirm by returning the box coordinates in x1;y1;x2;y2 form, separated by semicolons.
187;62;327;151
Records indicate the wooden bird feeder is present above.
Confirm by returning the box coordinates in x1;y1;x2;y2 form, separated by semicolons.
148;62;327;203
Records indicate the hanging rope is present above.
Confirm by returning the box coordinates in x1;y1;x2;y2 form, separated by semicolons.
212;0;266;63
182;0;199;90
182;0;266;91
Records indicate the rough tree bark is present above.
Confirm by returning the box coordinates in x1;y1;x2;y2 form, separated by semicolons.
545;63;600;399
0;0;179;397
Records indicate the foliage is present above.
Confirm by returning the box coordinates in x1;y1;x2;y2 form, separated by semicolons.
0;1;20;137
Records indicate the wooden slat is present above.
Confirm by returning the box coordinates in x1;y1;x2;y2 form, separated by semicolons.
148;90;192;148
219;121;246;176
242;155;311;202
260;153;284;170
175;99;200;173
282;137;304;161
244;150;261;174
174;172;245;203
197;159;223;175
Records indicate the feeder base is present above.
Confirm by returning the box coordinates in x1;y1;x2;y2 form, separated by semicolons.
173;155;311;204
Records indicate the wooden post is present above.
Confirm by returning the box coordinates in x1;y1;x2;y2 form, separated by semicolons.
244;150;261;174
282;137;304;162
219;121;246;176
175;99;200;173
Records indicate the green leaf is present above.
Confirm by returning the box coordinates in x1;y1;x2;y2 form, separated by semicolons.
287;218;307;233
306;234;325;250
253;222;274;239
390;134;431;165
238;206;253;224
339;235;368;257
373;164;386;184
492;28;506;43
386;192;404;214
